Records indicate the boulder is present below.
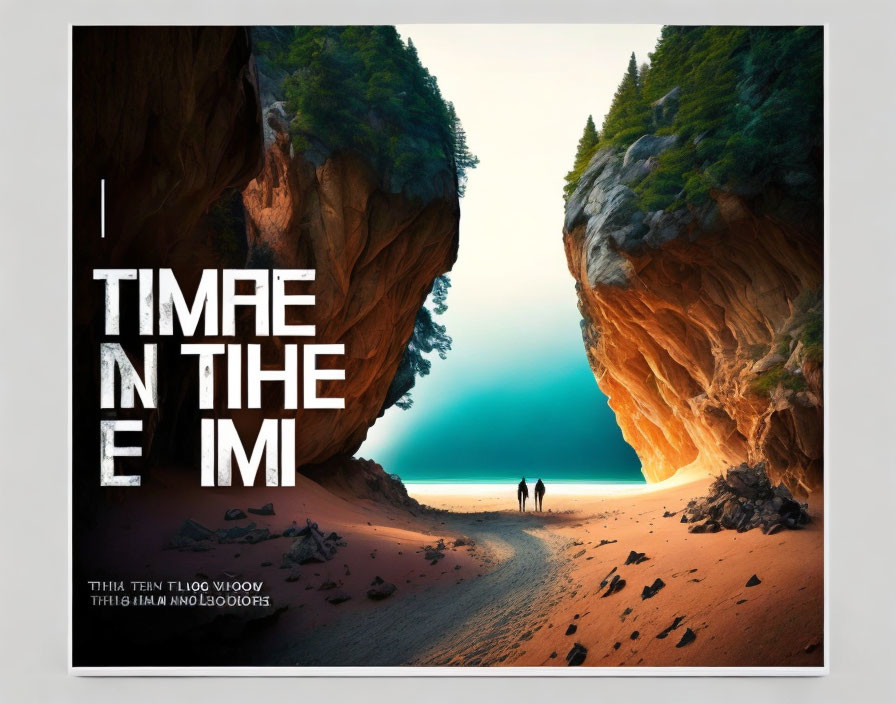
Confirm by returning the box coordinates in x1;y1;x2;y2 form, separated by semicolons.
624;550;649;565
641;578;665;600
601;574;626;597
675;628;696;648
366;576;397;601
622;134;678;168
565;643;587;666
177;519;215;542
248;503;275;516
224;509;247;521
325;591;351;605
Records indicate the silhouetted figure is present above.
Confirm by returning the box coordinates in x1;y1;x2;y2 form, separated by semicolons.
517;478;529;512
534;478;545;512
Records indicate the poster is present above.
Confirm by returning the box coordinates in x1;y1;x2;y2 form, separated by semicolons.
70;25;824;672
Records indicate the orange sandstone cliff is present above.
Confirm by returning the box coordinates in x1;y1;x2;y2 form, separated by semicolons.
72;27;460;480
240;102;459;467
563;138;823;493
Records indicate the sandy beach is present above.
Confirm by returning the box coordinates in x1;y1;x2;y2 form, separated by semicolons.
77;467;823;668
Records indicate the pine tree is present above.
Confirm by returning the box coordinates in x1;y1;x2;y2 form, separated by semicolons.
447;101;479;197
563;115;600;201
627;52;640;92
600;51;650;146
576;115;599;161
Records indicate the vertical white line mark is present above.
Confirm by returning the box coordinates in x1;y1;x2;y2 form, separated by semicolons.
100;178;105;238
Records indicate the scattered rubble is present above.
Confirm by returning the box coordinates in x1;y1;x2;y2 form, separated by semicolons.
367;576;397;601
656;616;685;639
641;578;665;600
676;628;696;648
624;550;649;565
682;463;810;534
566;643;587;666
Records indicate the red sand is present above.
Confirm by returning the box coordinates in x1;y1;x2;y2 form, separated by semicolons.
79;469;823;668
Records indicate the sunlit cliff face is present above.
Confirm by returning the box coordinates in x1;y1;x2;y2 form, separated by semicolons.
240;108;459;468
565;148;822;494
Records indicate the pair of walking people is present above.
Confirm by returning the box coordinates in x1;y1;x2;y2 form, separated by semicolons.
517;477;545;512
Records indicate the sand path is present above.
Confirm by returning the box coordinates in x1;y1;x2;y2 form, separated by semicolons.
280;511;571;666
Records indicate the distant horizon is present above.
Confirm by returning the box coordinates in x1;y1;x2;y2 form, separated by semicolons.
360;25;662;485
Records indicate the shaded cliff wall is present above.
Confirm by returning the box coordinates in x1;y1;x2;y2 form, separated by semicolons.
564;139;822;494
240;105;460;467
72;27;265;479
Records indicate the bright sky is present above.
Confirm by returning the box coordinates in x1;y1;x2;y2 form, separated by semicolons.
361;25;663;480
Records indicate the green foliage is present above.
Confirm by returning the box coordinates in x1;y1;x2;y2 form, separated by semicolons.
381;276;453;413
563;115;600;201
800;310;824;363
775;334;793;357
751;364;807;395
600;52;651;148
566;26;823;212
252;27;477;201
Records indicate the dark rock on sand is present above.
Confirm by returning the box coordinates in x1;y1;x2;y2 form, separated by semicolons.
424;538;447;562
641;578;665;599
599;566;617;590
566;643;587;666
325;591;351;605
746;574;762;587
630;630;640;640
224;509;247;521
178;519;215;541
248;503;275;516
367;576;397;600
656;616;685;639
675;628;696;648
688;519;721;534
282;521;303;537
217;522;257;542
681;463;810;534
602;574;626;597
625;550;649;565
282;522;340;566
565;624;577;636
241;528;270;544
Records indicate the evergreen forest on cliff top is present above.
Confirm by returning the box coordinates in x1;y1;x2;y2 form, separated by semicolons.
565;26;823;212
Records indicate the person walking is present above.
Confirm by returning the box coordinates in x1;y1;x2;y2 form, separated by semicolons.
534;478;545;511
517;477;529;512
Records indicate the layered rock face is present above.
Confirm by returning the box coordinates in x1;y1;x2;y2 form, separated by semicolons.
564;137;822;494
240;104;459;468
72;27;265;474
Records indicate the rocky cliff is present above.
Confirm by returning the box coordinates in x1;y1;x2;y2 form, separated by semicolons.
240;102;459;467
564;134;822;494
72;27;266;478
73;26;460;480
